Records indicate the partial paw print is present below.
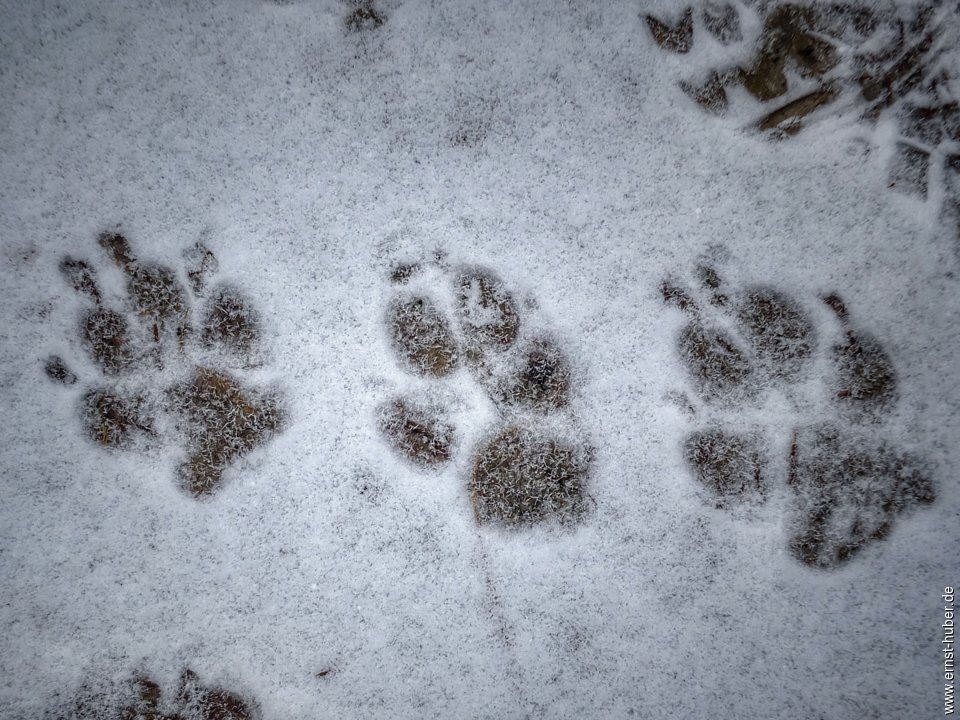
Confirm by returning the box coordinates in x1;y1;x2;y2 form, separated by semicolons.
377;259;591;527
49;668;256;720
661;259;935;568
47;232;285;497
345;0;386;33
648;3;960;250
647;3;953;131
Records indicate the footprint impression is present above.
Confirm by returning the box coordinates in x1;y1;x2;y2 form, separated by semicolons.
378;259;592;527
50;668;256;720
661;260;935;568
646;2;959;239
48;232;285;497
646;2;952;133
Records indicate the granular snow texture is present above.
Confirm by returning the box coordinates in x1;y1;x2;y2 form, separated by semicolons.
1;1;958;718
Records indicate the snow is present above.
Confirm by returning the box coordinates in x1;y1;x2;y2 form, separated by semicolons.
0;0;958;718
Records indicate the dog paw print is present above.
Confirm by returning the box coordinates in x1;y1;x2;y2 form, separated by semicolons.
47;232;284;497
377;260;591;527
50;668;256;720
662;260;935;568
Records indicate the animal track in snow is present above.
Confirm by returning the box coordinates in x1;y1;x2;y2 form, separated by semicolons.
662;258;935;568
647;2;960;252
48;667;257;720
377;258;591;527
47;231;285;497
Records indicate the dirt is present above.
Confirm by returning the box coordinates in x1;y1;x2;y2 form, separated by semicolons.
755;84;840;135
680;72;730;114
346;1;385;32
389;262;420;285
59;258;101;303
81;308;135;376
45;355;77;385
887;142;930;197
831;330;898;419
823;293;899;419
183;241;219;295
652;0;951;153
703;2;741;45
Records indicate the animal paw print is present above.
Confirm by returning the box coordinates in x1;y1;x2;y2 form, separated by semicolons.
647;3;960;245
662;259;935;568
47;232;285;497
647;2;952;133
51;668;256;720
377;259;591;527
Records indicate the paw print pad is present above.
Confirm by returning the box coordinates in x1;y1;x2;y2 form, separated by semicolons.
48;232;285;497
788;424;935;567
684;429;766;506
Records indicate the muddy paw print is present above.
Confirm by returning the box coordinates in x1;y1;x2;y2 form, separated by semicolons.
47;231;285;497
50;667;256;720
377;259;591;527
662;258;935;567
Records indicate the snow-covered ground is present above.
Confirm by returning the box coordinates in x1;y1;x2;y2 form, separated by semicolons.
1;0;958;717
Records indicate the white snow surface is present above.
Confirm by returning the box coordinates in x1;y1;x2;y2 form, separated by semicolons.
1;0;958;718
